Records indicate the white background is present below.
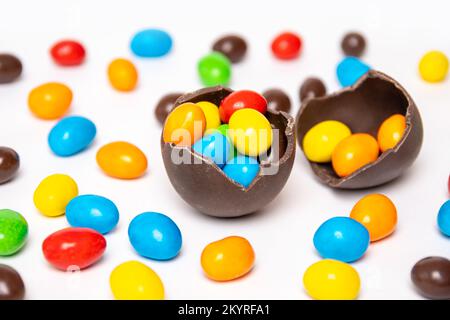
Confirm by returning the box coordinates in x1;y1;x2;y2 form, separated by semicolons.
0;0;449;300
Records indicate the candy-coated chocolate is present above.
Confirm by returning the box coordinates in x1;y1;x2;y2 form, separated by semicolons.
350;194;397;241
0;54;22;84
212;35;247;63
50;40;86;66
96;141;147;179
302;120;351;163
33;174;78;217
336;57;370;87
377;114;406;152
0;209;28;256
201;236;255;281
313;217;370;262
130;29;172;58
228;109;273;157
0;147;20;184
66;195;119;234
28;82;72;120
48;116;96;157
262;88;291;113
341;32;366;57
419;51;448;83
163;103;206;146
299;77;326;102
198;52;231;86
42;227;106;271
128;212;182;260
437;200;450;237
192;132;232;168
331;133;379;177
154;92;183;125
108;58;138;92
223;155;259;188
0;264;25;300
196;101;221;132
303;259;360;300
219;90;267;123
271;32;302;60
411;257;450;300
110;261;164;300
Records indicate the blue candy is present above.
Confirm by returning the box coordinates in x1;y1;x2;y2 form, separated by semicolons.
336;57;370;87
222;155;260;188
437;200;450;236
130;29;172;58
192;132;231;168
66;195;119;234
48;116;96;157
128;212;182;260
313;216;370;262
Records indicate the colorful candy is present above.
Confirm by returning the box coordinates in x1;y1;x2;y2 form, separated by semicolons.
350;194;397;241
223;155;259;188
303;259;360;300
196;101;221;133
336;57;370;87
110;261;164;300
198;52;231;86
0;209;28;256
377;114;406;152
0;264;25;300
163;103;206;146
313;217;370;262
0;54;22;84
271;32;302;60
48;116;97;157
331;133;379;177
341;32;366;57
411;256;450;300
66;195;119;234
108;58;138;92
302;120;352;163
50;40;86;66
437;200;450;236
219;90;267;123
299;77;327;101
201;236;255;281
42;227;106;271
192;132;232;168
0;147;20;184
33;174;78;217
262;88;291;113
96;141;147;179
419;50;449;83
28;82;72;120
212;35;247;63
130;29;172;58
128;212;182;260
154;92;182;125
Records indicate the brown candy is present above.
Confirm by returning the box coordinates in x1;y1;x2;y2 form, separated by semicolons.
0;147;20;184
0;54;22;84
263;88;291;113
0;264;25;300
299;77;326;102
411;256;450;300
341;32;366;57
212;35;247;63
155;92;183;125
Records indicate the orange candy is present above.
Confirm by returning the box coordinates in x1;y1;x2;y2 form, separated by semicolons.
332;133;379;177
96;141;147;179
163;103;206;146
350;194;397;241
28;82;73;119
201;236;255;281
377;114;406;152
108;58;138;92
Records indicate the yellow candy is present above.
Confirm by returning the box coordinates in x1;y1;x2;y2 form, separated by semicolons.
110;261;164;300
419;51;449;83
196;101;221;133
108;58;138;91
228;109;273;156
33;174;78;217
303;259;360;300
303;120;351;163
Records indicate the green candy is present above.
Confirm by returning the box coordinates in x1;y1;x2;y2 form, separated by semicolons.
216;124;238;159
198;52;231;86
0;209;28;256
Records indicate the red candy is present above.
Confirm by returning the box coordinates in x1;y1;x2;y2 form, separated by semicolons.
42;227;106;271
219;90;267;123
271;32;302;60
50;40;86;66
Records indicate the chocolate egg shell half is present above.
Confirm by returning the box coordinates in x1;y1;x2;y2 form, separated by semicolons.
296;70;423;189
161;86;295;218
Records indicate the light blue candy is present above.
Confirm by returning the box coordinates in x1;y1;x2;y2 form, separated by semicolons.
192;132;232;168
128;212;182;260
336;57;370;87
313;216;370;263
130;29;172;58
222;155;260;188
437;200;450;237
66;195;119;234
48;116;96;157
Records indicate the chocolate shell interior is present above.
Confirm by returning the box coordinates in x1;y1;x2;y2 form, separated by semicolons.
161;86;295;217
296;70;423;189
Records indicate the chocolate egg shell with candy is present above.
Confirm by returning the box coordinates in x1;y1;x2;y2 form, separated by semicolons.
161;86;296;218
296;70;423;189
